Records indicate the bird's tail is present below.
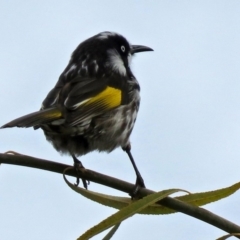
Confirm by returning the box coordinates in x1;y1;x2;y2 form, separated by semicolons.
1;107;62;128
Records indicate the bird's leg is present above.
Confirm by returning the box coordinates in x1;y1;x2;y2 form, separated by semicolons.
71;154;89;189
122;144;145;197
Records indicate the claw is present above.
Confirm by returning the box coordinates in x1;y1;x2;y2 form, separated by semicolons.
72;154;89;189
130;176;145;198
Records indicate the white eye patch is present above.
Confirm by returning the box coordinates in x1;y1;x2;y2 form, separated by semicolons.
106;49;127;76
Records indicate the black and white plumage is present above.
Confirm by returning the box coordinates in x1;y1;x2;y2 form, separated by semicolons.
1;31;153;193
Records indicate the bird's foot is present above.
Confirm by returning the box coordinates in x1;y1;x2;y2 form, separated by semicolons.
72;156;89;189
130;176;146;198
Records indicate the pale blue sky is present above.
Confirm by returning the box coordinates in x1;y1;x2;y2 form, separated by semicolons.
1;1;240;239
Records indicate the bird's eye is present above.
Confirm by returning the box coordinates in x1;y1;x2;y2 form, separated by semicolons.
121;45;125;52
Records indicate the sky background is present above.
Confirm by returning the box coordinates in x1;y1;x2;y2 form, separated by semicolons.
1;1;240;239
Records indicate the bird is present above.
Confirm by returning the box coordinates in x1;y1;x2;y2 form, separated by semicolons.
1;31;153;194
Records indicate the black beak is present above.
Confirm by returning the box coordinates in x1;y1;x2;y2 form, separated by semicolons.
131;45;153;54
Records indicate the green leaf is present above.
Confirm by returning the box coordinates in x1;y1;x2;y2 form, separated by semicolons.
63;170;131;209
77;189;183;240
176;182;240;207
102;223;121;240
63;171;240;215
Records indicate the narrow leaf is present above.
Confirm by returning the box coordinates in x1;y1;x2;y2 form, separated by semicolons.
102;223;121;240
176;182;240;207
64;172;240;215
77;189;184;239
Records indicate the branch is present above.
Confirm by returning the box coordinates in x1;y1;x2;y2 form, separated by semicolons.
1;153;240;238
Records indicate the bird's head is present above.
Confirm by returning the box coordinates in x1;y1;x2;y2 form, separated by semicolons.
70;31;153;77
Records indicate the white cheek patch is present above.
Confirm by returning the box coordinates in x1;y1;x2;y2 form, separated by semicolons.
128;53;132;65
107;49;126;76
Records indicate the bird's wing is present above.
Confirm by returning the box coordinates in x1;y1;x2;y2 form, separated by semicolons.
1;76;123;129
1;107;62;128
62;76;123;126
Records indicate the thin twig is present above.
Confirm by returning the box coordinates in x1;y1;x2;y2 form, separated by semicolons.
0;153;240;238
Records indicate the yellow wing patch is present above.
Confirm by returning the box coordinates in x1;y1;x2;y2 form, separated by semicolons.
86;86;121;109
66;87;122;126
